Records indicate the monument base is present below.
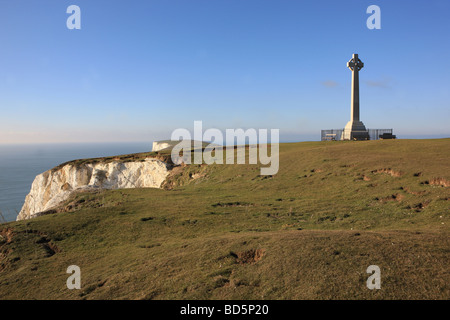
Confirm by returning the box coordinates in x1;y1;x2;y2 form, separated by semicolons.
341;120;370;140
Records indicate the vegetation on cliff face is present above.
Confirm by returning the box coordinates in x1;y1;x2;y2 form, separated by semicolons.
0;139;449;299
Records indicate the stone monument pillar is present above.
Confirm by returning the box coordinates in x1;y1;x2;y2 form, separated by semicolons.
341;53;370;140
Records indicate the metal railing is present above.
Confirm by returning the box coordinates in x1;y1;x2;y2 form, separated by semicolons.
321;129;394;141
321;129;344;141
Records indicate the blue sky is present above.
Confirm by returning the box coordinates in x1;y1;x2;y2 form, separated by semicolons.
0;0;449;143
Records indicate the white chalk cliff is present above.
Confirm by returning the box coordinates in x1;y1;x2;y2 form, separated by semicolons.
17;158;171;221
152;141;173;152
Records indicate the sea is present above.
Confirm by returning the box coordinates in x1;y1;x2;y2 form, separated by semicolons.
0;142;152;222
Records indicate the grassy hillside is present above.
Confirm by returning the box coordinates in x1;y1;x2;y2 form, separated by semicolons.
0;139;449;299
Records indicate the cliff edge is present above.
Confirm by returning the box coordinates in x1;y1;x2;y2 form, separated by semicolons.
17;157;171;221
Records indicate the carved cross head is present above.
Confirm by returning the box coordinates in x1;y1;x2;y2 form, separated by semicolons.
347;54;364;71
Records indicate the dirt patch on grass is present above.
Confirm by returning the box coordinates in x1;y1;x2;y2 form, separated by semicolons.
190;173;205;180
356;174;371;182
231;249;265;265
213;276;231;288
42;242;59;257
138;243;161;249
376;194;405;203
162;164;206;189
212;202;253;208
161;166;185;190
406;201;431;212
0;228;14;244
400;186;426;195
24;230;61;257
428;177;450;187
372;168;404;177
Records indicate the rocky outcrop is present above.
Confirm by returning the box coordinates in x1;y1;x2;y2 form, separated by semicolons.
17;158;171;221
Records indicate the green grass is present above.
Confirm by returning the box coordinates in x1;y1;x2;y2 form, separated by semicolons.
0;139;449;299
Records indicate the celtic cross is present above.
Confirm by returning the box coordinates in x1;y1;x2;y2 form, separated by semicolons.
347;54;364;122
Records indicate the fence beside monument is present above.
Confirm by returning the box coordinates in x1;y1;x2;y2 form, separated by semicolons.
321;129;394;141
321;129;344;141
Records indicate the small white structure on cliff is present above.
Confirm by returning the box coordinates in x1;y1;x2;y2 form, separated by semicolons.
152;140;174;152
